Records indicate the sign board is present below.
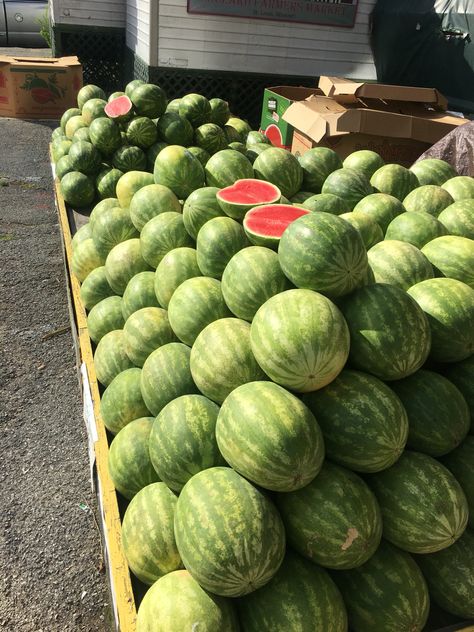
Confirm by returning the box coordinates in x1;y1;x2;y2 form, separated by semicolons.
187;0;359;28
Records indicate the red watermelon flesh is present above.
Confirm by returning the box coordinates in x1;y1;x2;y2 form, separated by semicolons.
105;95;133;122
217;179;281;220
243;204;310;250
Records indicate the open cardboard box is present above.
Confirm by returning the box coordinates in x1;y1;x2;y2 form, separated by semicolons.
282;76;467;166
0;56;82;119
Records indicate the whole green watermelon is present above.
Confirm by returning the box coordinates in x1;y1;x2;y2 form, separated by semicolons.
190;317;266;404
442;174;474;200
129;183;181;231
179;93;212;127
278;212;369;298
89;198;119;230
303;369;408;473
167;276;232;346
140;342;198;415
333;540;429;632
70;237;104;282
403;184;453;216
410;158;456;185
121;482;182;584
89;117;122;155
216;381;324;492
440;436;474;527
105;238;152;295
108;417;160;499
407;277;474;362
91;206;139;258
421;235;474;288
237;550;348;632
77;84;106;109
95;168;123;200
126;116;158;149
154;145;205;199
79;266;115;311
302;193;350;215
390;370;470;456
299;147;342;193
71;223;92;251
276;461;382;569
87;295;124;343
385;211;448;248
174;467;285;597
196;216;250;279
340;212;383;249
182;187;224;239
116;171;155;208
156;112;194;146
250;289;349;392
321;167;373;210
129;83;167;119
438;198;474;238
209;97;230;125
370;163;419;200
140;212;194;268
61;172;95;208
415;529;474;619
221;246;291;321
442;355;474;426
81;97;107;125
340;283;431;381
121;271;160;319
136;570;239;632
68;140;102;175
352;192;405;232
123;306;177;367
56;155;74;180
93;330;134;386
205;149;254;189
253;147;303;198
367;451;468;553
342;149;384;179
149;394;225;492
194;123;227;155
112;145;147;173
154;247;201;309
367;240;434;290
100;367;151;435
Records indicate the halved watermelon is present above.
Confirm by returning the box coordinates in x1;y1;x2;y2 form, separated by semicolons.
243;204;310;250
105;95;133;123
217;179;281;220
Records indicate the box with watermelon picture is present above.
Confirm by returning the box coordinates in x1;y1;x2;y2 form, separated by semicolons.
259;86;320;149
0;55;82;119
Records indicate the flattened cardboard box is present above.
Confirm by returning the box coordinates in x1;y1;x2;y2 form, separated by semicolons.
283;77;467;166
0;56;82;119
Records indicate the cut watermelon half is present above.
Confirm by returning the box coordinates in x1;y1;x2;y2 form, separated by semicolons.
243;204;310;250
104;95;133;123
216;179;281;221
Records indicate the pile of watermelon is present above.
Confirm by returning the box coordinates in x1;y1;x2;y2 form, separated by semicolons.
52;82;474;632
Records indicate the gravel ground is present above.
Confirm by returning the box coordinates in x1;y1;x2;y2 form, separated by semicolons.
0;113;112;629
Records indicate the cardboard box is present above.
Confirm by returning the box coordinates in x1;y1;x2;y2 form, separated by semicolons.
0;56;82;119
282;77;467;166
259;86;322;149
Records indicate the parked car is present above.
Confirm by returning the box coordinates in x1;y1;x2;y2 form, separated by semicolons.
0;0;48;47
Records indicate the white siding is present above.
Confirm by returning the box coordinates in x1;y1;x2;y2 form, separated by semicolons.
156;0;376;78
126;0;152;65
50;0;126;29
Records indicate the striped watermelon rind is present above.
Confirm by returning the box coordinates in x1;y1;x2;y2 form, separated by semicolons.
153;247;201;309
136;570;239;631
216;381;325;492
182;186;224;239
221;246;292;322
174;467;286;597
340;283;431;381
100;367;151;435
352;192;405;233
384;211;448;249
149;394;225;492
93;330;134;387
140;212;194;269
123;306;177;367
237;550;348;632
367;240;434;290
196;216;250;279
129;183;181;232
108;417;160;499
105;238;152;295
410;158;456;186
442;355;474;428
121;482;183;585
402;184;453;216
121;271;160;320
370;163;419;201
440;436;474;527
303;369;408;473
80;266;116;311
441;174;474;201
367;451;468;553
250;289;350;393
140;342;198;416
190;317;266;404
390;369;470;456
438;199;474;239
278;212;369;298
253;147;303;198
333;540;430;632
320;167;373;210
276;461;382;569
167;276;232;346
86;295;124;343
415;529;474;619
407;277;474;362
421;235;474;289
